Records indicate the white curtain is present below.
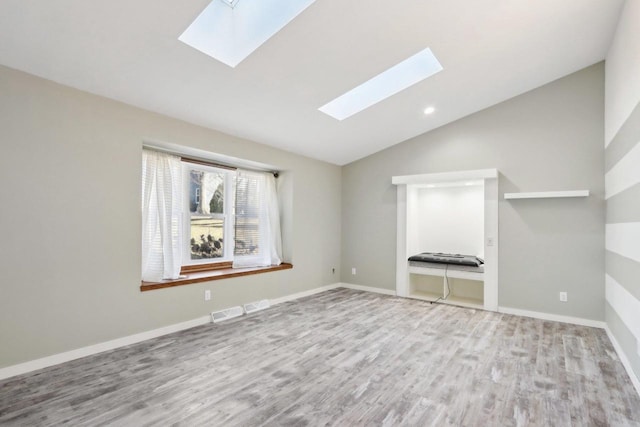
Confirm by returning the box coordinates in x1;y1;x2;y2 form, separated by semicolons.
265;173;283;265
232;170;282;268
141;149;183;281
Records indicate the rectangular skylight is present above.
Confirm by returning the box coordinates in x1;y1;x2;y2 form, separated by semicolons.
179;0;316;68
319;48;443;120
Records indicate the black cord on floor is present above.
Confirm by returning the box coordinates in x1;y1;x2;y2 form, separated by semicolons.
431;264;450;304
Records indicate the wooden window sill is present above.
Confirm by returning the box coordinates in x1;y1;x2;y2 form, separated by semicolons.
140;263;293;292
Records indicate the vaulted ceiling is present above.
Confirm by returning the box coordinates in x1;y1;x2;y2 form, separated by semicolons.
0;0;625;165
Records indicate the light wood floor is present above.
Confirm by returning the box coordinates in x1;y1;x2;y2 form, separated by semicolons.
1;288;639;426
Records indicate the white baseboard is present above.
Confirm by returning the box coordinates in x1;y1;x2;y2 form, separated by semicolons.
338;282;397;296
605;326;640;396
269;283;396;305
497;306;606;329
1;284;350;381
0;315;211;381
269;283;341;305
496;306;640;397
5;281;633;401
269;282;396;306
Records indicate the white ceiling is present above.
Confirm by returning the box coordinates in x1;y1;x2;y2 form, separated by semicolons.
0;0;624;165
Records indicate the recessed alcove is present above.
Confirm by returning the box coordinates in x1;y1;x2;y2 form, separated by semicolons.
393;169;499;311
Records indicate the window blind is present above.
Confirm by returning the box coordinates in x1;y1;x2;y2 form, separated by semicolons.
234;171;265;257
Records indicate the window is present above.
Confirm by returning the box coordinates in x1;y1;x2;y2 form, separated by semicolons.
178;0;317;68
183;164;269;266
319;47;443;120
141;148;286;288
185;164;233;263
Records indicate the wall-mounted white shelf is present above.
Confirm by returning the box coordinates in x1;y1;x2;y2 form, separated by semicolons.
504;190;589;200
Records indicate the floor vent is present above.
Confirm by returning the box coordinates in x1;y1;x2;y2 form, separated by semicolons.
211;306;243;323
243;299;270;314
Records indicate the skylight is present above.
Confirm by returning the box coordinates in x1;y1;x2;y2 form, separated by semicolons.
179;0;316;68
319;48;443;120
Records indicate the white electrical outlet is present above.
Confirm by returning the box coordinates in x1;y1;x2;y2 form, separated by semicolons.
204;290;211;301
487;237;495;247
559;292;567;302
351;267;356;275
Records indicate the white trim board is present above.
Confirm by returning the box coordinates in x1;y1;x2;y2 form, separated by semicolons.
338;283;397;296
269;283;341;305
0;315;211;381
0;284;347;381
0;283;346;381
605;326;640;397
1;284;348;381
392;168;498;185
498;306;606;329
0;283;390;381
240;283;393;308
2;281;636;401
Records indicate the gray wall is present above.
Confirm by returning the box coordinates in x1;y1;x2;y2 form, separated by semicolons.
0;65;342;369
341;63;605;321
604;0;640;380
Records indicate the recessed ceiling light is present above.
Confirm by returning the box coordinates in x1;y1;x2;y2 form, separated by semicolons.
424;106;436;115
319;48;443;120
179;0;316;68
